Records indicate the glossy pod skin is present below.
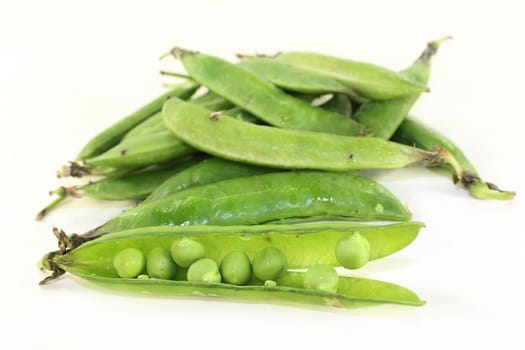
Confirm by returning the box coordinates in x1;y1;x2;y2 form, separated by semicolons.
144;157;275;202
36;160;198;220
275;51;428;100
91;171;411;237
75;80;199;160
163;97;444;172
392;117;515;200
354;37;449;139
172;48;367;136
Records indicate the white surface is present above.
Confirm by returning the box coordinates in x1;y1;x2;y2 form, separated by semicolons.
1;0;524;349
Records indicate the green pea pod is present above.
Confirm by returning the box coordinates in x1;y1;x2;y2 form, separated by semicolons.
162;97;452;172
237;57;363;102
275;51;428;100
75;80;199;161
36;159;200;220
320;94;353;117
392;117;515;200
172;48;367;136
49;270;424;309
144;157;275;203
354;37;450;139
85;129;197;169
86;171;411;239
42;221;423;285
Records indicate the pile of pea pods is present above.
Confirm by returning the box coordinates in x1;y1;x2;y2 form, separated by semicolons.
38;37;515;310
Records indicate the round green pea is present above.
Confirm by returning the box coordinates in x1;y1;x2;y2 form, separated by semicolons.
147;247;178;280
304;264;339;293
220;251;252;286
252;247;287;281
335;233;370;269
113;248;146;278
187;258;221;283
171;238;205;268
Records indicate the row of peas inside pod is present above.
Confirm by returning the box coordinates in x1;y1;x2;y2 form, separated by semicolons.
37;37;514;310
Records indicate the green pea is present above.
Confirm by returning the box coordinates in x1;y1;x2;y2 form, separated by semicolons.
335;233;371;269
220;251;252;286
171;238;205;268
147;247;178;280
187;258;221;283
113;248;146;278
304;264;339;293
252;247;287;281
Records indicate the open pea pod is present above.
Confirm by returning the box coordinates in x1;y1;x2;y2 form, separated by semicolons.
41;222;424;308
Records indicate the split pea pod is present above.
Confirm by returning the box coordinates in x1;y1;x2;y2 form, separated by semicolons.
74;80;199;161
172;48;367;136
41;223;425;308
162;97;452;172
88;171;412;238
392;117;515;200
144;157;275;202
36;159;200;220
354;37;449;139
275;51;428;100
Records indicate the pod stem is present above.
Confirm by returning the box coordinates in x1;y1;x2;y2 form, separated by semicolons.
56;161;90;178
454;171;516;200
419;35;452;64
35;186;84;221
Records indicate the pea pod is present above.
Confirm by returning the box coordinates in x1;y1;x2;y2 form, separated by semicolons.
36;159;199;220
172;48;367;136
74;80;199;161
123;91;234;142
162;97;453;172
87;171;412;238
145;157;275;202
354;37;449;139
237;57;363;101
275;51;428;100
320;93;353;117
392;117;515;200
42;221;423;282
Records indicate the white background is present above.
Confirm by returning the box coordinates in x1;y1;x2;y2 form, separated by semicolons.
1;0;524;349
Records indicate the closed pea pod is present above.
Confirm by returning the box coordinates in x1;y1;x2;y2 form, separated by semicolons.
172;48;367;136
88;171;412;238
354;37;449;139
275;51;428;100
73;80;199;162
162;97;456;173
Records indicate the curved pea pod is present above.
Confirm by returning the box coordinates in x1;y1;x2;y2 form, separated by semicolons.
162;97;450;172
237;57;363;101
144;157;275;203
74;80;199;161
354;37;450;139
36;159;200;220
275;51;428;100
88;171;412;238
172;48;367;136
392;117;515;200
